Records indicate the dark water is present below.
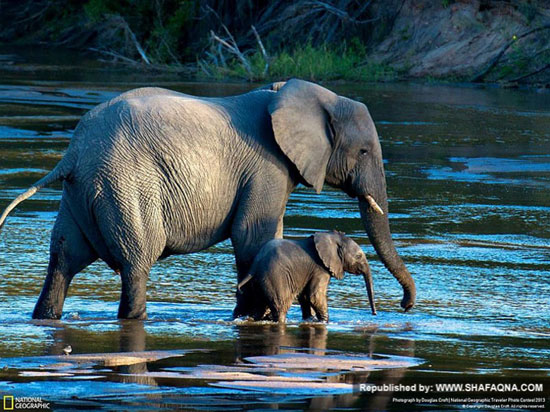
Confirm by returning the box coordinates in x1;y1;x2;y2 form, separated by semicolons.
0;48;549;411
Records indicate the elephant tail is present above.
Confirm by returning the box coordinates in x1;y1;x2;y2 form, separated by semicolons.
0;149;77;232
237;273;254;294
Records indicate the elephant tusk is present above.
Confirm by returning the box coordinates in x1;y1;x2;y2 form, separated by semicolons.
365;195;384;215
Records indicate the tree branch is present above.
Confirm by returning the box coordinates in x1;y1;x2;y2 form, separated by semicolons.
88;47;140;65
471;24;550;82
123;19;151;65
304;0;378;24
509;63;550;82
251;25;269;76
210;30;252;77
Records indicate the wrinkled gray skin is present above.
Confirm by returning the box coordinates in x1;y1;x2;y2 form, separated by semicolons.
234;231;375;323
0;79;416;320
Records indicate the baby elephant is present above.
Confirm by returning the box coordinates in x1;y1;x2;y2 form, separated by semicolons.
234;231;376;323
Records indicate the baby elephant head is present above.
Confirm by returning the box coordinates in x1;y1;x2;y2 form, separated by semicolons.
313;231;376;315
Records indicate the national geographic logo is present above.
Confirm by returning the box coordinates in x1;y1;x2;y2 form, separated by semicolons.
3;396;13;410
2;396;50;410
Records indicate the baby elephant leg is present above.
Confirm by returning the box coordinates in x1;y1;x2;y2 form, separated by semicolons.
272;309;287;323
267;298;292;323
311;297;329;322
298;292;316;321
308;274;330;322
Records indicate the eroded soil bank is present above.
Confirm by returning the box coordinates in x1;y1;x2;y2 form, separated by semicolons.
371;0;550;85
2;1;550;85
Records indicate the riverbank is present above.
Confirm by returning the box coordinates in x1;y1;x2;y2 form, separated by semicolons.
1;44;549;97
2;1;550;87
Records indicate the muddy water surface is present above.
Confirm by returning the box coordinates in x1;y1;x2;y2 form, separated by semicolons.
0;48;549;410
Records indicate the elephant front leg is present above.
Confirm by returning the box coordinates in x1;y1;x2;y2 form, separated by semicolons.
233;284;255;319
311;300;329;323
308;275;330;323
230;177;292;318
233;244;276;320
230;179;291;282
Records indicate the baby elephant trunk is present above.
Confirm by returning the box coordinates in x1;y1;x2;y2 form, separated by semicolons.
362;264;377;315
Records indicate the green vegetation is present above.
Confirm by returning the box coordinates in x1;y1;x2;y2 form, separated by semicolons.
1;0;550;84
1;0;394;82
204;42;396;82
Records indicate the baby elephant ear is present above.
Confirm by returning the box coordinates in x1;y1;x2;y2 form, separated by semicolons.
314;232;344;280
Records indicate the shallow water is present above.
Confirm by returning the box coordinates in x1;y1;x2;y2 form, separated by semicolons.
0;48;549;410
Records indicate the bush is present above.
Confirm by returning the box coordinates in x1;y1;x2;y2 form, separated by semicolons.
202;42;397;82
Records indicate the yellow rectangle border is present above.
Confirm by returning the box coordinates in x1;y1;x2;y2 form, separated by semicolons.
3;395;14;410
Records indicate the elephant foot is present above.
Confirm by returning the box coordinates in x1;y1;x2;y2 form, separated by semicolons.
32;305;63;320
302;315;327;323
232;306;245;320
117;303;147;320
33;297;64;320
117;309;148;320
118;276;148;320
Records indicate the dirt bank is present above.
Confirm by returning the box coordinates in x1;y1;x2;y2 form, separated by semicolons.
1;0;550;85
371;0;550;85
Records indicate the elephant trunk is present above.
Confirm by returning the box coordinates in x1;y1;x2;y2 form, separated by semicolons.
361;263;377;315
359;197;416;311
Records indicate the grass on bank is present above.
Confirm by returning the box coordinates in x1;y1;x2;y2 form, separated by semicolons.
200;43;397;82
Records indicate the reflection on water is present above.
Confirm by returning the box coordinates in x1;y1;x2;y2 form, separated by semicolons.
0;318;421;410
426;156;550;187
0;47;550;409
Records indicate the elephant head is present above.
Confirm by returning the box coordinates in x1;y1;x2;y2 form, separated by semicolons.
269;79;416;311
314;231;376;315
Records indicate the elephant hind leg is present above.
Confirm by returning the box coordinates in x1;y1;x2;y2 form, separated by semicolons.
266;306;285;323
33;201;98;319
252;306;270;321
117;264;150;320
298;291;315;321
92;193;165;320
275;311;287;323
267;299;291;323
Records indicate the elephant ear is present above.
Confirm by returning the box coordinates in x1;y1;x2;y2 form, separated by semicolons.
313;232;344;280
268;79;338;193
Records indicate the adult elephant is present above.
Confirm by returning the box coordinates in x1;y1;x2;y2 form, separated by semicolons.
0;79;416;319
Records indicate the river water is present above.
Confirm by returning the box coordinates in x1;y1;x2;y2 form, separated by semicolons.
0;48;549;410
